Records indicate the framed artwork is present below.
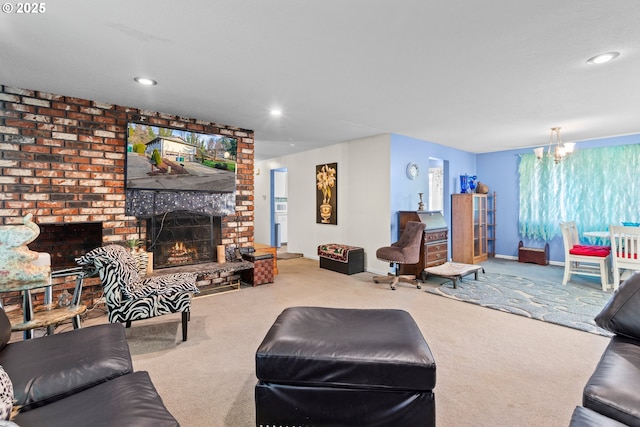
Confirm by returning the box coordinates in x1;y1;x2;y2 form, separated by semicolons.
316;163;337;224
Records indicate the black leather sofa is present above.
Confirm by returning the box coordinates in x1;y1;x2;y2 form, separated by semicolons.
0;308;179;426
569;273;640;426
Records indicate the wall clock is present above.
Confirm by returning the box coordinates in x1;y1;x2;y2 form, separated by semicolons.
406;162;419;180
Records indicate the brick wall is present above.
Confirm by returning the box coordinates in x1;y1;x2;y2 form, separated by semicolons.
0;85;255;307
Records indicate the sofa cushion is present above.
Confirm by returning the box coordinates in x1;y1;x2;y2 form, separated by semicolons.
134;272;199;299
569;406;629;427
595;272;640;339
570;245;611;257
583;335;640;426
0;323;133;411
0;366;12;421
13;371;179;427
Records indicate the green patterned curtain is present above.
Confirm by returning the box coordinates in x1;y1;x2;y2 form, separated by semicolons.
519;144;640;241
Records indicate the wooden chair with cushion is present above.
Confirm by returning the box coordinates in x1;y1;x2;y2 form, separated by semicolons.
373;221;426;290
76;245;199;341
609;225;640;289
560;221;611;291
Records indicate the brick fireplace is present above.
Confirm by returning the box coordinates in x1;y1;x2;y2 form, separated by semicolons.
0;85;255;306
28;222;104;269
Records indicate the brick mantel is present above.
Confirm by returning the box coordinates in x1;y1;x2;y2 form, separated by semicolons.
0;84;256;307
0;85;255;248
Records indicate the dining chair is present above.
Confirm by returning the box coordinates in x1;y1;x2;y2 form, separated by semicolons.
609;225;640;289
560;221;611;291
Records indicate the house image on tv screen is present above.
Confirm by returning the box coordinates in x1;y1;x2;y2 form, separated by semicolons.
126;123;237;193
145;136;197;162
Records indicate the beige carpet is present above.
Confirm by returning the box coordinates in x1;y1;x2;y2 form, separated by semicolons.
75;257;610;427
275;251;303;260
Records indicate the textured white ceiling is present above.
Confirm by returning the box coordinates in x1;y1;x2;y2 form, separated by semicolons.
1;0;639;160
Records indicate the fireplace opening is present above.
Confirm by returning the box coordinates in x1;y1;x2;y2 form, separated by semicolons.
28;222;103;270
147;211;222;269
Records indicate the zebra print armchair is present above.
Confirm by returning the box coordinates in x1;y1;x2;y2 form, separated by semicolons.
76;245;199;341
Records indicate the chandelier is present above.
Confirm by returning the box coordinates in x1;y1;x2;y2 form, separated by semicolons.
533;127;576;164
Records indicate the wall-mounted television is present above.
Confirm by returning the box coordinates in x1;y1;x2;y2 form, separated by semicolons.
126;123;237;193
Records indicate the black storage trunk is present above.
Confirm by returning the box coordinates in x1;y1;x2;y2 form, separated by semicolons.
319;247;364;275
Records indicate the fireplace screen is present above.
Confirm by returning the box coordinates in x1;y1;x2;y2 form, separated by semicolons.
147;211;222;269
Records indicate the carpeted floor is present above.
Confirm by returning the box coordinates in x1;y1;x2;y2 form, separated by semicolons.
276;251;303;260
277;244;303;260
57;256;612;426
426;272;613;336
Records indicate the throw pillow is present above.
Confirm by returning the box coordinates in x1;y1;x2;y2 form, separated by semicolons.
595;272;640;339
0;366;13;421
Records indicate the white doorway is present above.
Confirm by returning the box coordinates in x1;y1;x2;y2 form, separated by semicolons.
429;158;444;211
271;168;288;247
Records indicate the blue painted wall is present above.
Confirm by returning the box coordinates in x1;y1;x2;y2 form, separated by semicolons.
477;133;640;262
389;134;476;254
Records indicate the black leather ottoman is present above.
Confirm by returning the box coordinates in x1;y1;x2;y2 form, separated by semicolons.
255;306;436;427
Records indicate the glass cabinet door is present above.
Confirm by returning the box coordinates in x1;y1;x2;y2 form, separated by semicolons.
473;195;487;258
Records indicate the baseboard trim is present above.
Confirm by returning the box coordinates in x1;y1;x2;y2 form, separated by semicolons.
494;254;563;267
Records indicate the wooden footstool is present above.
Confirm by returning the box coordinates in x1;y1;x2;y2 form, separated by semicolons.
423;262;484;289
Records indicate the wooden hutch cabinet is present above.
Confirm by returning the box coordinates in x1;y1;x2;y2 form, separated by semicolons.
398;210;448;277
451;193;488;264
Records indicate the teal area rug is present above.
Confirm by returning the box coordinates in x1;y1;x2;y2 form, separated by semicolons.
426;273;613;336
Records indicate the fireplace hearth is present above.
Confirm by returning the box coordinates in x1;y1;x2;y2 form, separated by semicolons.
147;211;222;269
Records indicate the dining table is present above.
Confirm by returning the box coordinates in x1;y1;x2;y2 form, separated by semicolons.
583;231;611;240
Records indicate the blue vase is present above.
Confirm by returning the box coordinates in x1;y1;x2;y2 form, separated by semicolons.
468;175;477;192
460;175;468;193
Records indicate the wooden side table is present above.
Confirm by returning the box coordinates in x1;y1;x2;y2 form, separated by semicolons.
254;243;278;276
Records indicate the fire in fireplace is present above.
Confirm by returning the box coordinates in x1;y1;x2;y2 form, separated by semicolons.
147;211;222;269
166;241;198;265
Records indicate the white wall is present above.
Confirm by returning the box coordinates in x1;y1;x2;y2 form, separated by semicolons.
255;134;392;274
254;164;272;246
274;171;287;197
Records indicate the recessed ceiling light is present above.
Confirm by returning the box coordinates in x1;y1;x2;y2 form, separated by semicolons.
270;109;282;116
134;77;157;86
586;52;620;65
